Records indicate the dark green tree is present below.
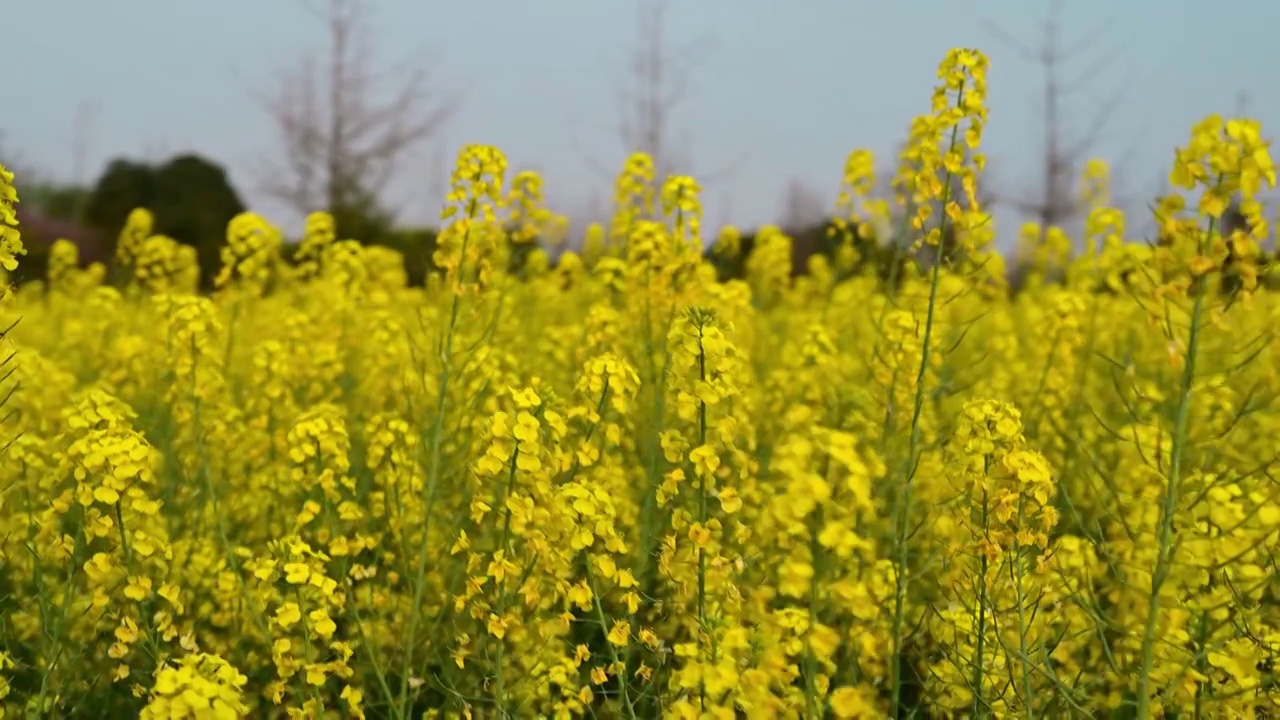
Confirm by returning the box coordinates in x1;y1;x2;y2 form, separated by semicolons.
706;219;901;285
83;159;154;239
152;155;246;285
329;187;397;247
364;226;438;287
83;154;245;288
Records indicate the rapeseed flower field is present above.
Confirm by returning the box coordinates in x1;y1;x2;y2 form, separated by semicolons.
2;47;1280;718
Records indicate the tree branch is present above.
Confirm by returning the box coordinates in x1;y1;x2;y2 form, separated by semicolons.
247;0;460;226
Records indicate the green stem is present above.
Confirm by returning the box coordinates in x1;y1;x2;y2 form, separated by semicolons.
971;486;989;719
1192;611;1208;718
190;344;271;642
804;502;826;719
1013;497;1035;720
889;91;965;717
398;199;476;717
586;566;639;720
1134;208;1218;718
492;443;521;718
695;323;711;712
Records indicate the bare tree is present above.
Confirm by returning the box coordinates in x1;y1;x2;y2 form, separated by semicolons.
0;102;98;226
64;101;100;224
140;135;176;164
778;177;828;233
985;0;1137;232
252;0;461;233
70;102;99;189
714;190;737;232
0;131;37;186
577;0;746;190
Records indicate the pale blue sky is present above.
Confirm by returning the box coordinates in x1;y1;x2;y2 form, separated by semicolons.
4;0;1277;245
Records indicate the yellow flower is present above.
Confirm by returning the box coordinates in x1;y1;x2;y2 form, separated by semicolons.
124;576;152;601
0;163;24;273
284;563;311;585
717;487;742;514
606;620;630;647
830;686;878;718
567;582;592;610
309;609;337;639
275;603;302;629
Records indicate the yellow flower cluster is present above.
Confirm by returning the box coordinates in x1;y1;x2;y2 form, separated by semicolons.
0;164;23;275
141;653;249;720
507;170;552;245
116;208;154;269
293;210;337;281
5;46;1280;720
216;212;281;292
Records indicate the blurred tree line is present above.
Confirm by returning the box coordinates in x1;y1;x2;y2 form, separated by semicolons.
10;148;915;294
0;148;1050;298
10;152;444;289
11;147;1268;300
